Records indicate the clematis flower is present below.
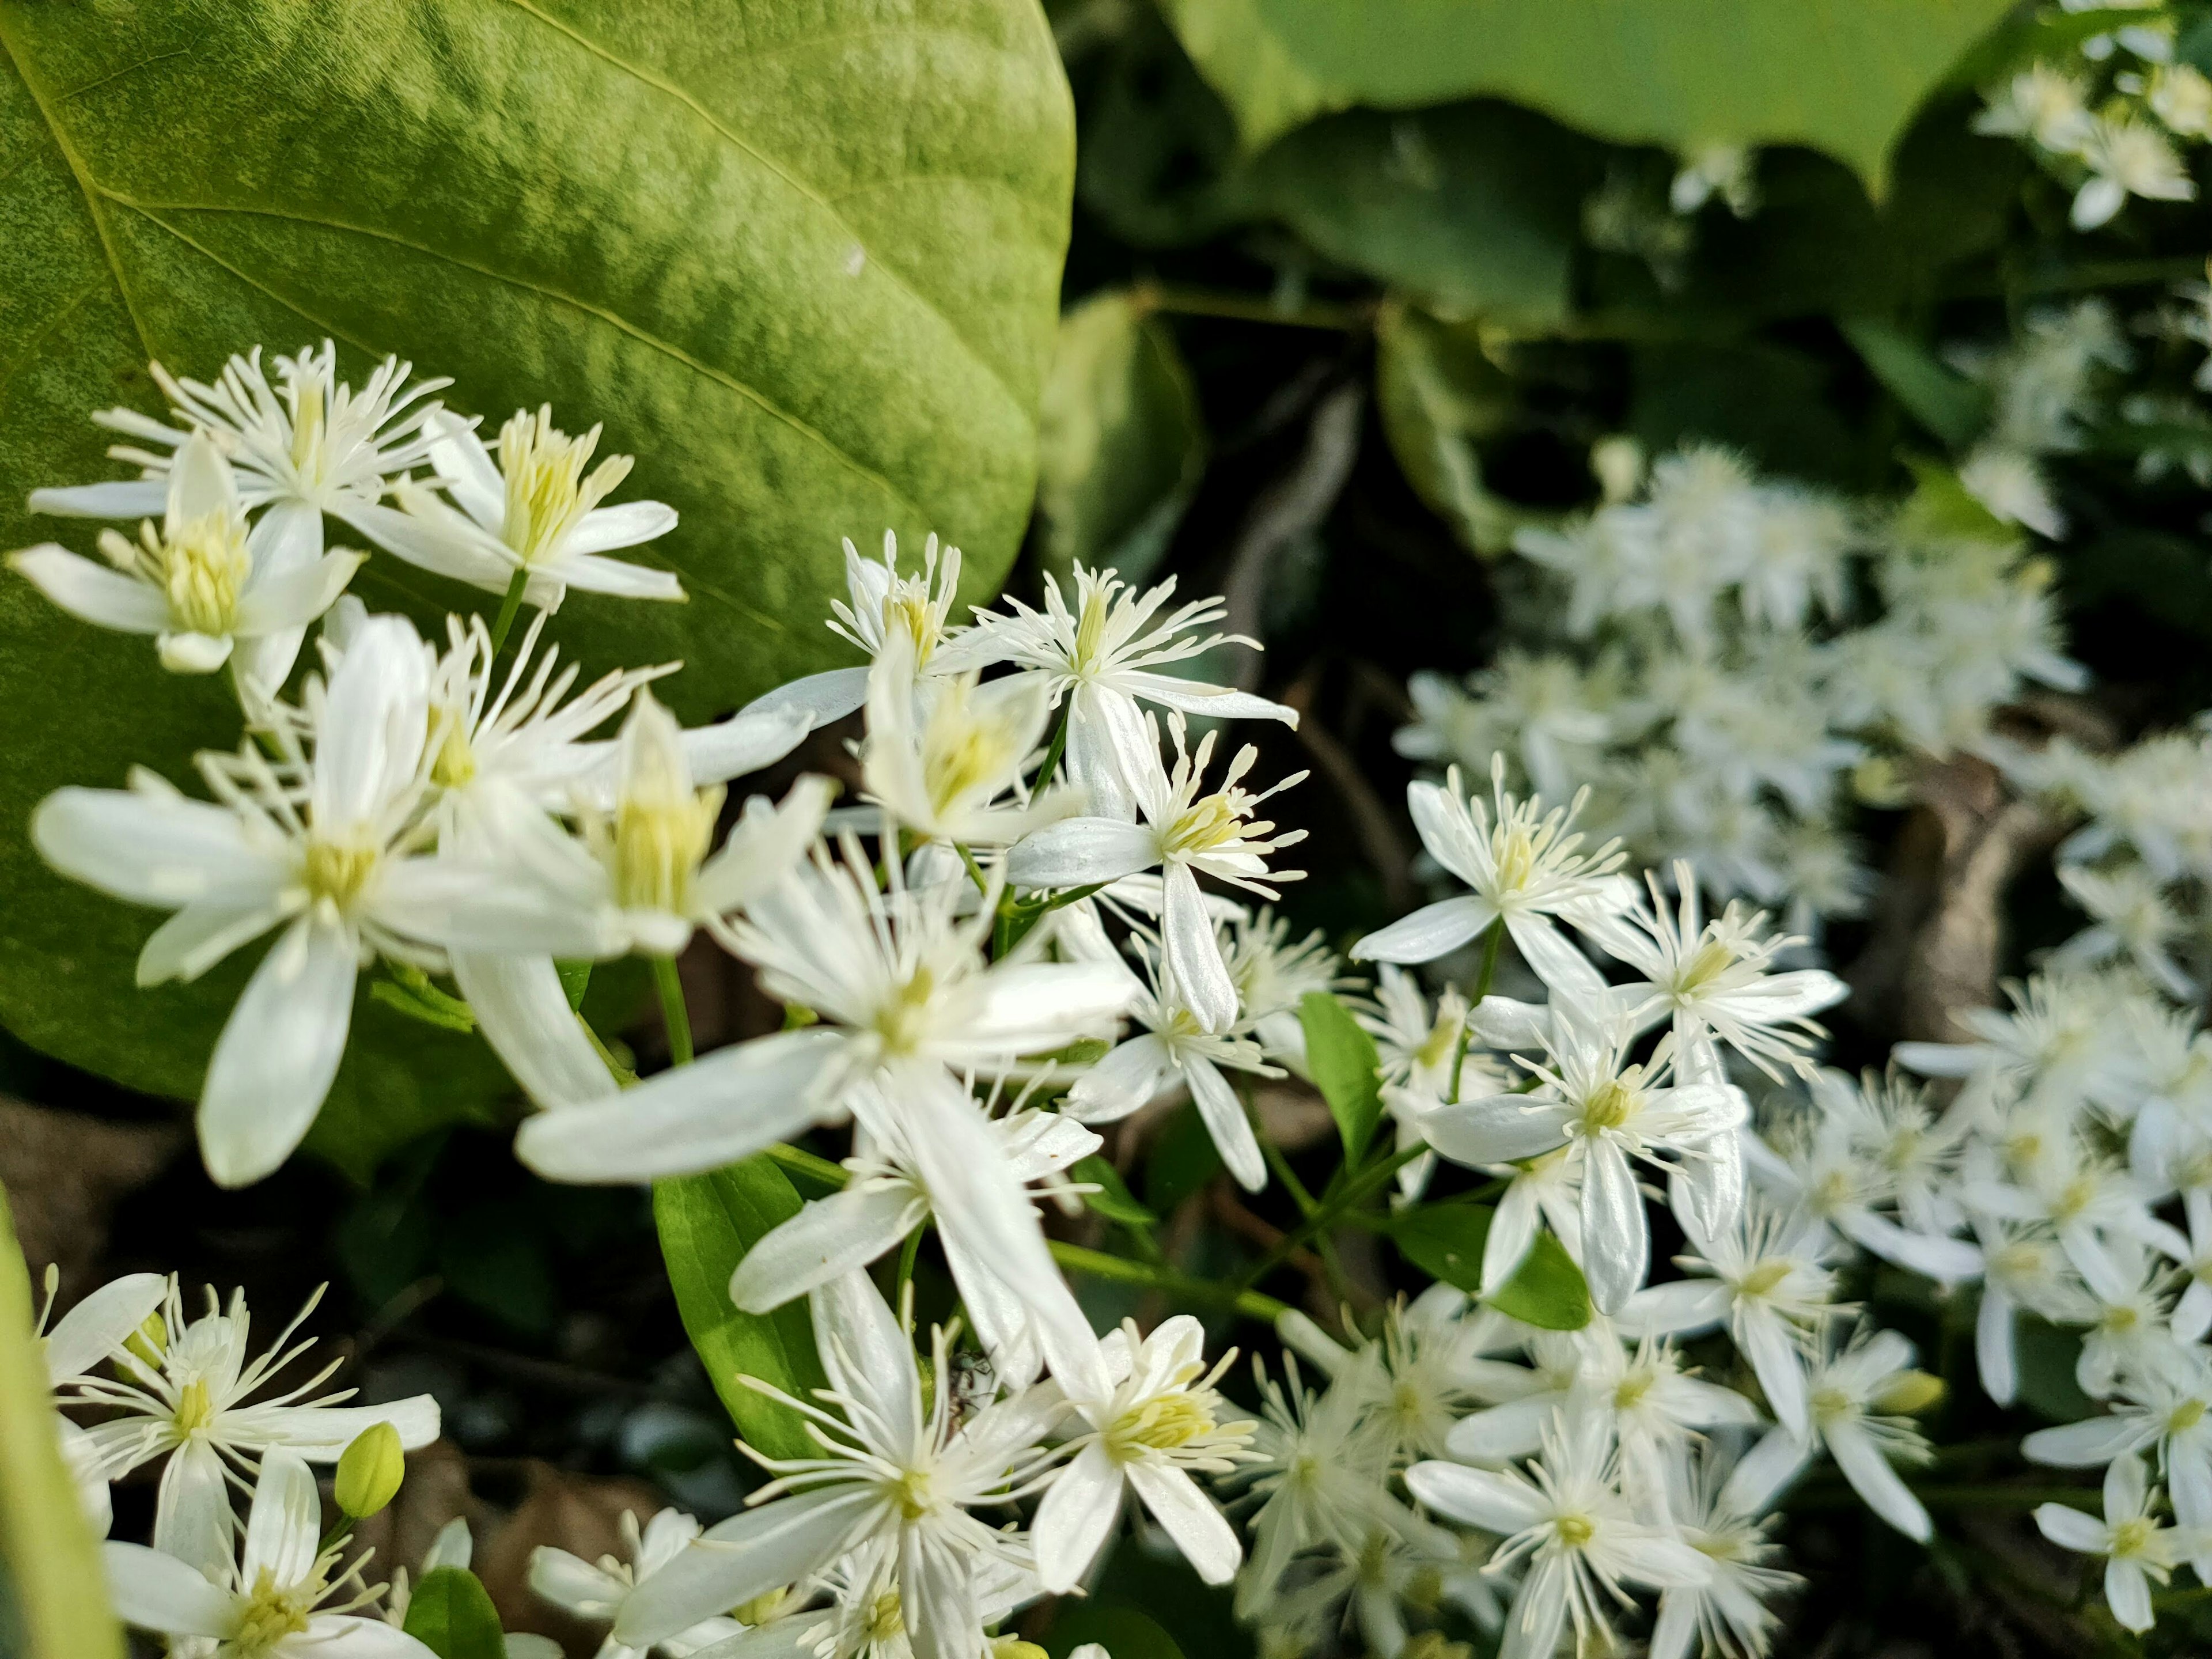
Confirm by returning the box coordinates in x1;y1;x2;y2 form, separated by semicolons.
104;1448;434;1658
1350;757;1628;1002
1009;713;1307;1034
62;1280;437;1578
2034;1454;2194;1632
32;615;604;1185
1033;1316;1257;1591
10;431;363;688
351;406;683;609
2072;113;2195;231
529;1506;750;1659
611;1272;1066;1659
858;632;1068;847
1649;1444;1801;1659
745;531;968;729
939;563;1298;819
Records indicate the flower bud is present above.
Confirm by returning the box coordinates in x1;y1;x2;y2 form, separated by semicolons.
335;1421;406;1518
1873;1369;1946;1415
123;1310;168;1370
988;1641;1048;1659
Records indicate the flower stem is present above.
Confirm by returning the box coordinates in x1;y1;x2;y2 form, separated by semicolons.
1234;1142;1430;1291
765;1142;847;1192
1035;701;1073;788
955;842;991;897
895;1225;925;1302
1447;917;1505;1105
1048;1240;1291;1324
487;566;532;656
652;956;693;1067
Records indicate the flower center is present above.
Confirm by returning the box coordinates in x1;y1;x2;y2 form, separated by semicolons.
891;1468;937;1521
171;1378;216;1437
232;1571;315;1658
1415;1012;1462;1074
498;407;626;566
1809;1385;1853;1429
161;510;252;637
1613;1367;1657;1412
302;838;379;911
1492;828;1536;895
2172;1399;2207;1434
1674;936;1737;994
1071;592;1110;672
429;710;477;790
1577;1078;1637;1136
2111;1516;2157;1560
1554;1513;1595;1548
1109;1393;1219;1459
2052;1176;2096;1222
873;967;938;1058
612;788;720;916
886;589;939;666
289;376;329;483
1738;1259;1793;1298
1165;793;1245;857
2104;1304;2141;1337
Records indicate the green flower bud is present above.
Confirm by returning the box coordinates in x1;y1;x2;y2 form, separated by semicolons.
1873;1369;1946;1415
335;1421;406;1518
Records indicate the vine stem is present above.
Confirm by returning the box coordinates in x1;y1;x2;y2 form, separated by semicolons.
1034;702;1073;791
487;566;532;656
652;957;694;1067
1446;916;1506;1104
1234;1142;1430;1291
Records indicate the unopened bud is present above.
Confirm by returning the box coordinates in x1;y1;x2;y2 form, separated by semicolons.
781;1003;819;1030
733;1588;790;1627
335;1421;406;1518
123;1311;168;1370
989;1641;1048;1659
1873;1370;1946;1415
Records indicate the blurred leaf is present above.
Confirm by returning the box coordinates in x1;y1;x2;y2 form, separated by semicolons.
370;967;478;1036
437;1200;558;1337
1899;455;2012;540
1232;104;1599;324
1157;0;2016;190
1297;991;1384;1164
402;1567;506;1659
1375;302;1522;555
1388;1200;1591;1329
1843;319;1992;449
0;0;1072;1165
1946;7;2156;91
1037;292;1208;585
1073;1154;1159;1229
1632;339;1876;488
0;1184;124;1659
1145;1102;1225;1213
656;1158;827;1461
1075;9;1244;245
1044;1603;1190;1659
2013;1315;2093;1422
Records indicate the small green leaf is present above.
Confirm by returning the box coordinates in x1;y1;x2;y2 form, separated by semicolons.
1297;992;1384;1165
401;1567;506;1659
1073;1154;1158;1229
1144;1103;1225;1214
1045;1604;1190;1659
556;961;594;1014
1037;291;1208;586
1388;1200;1590;1330
369;966;478;1035
656;1158;827;1461
1899;455;2013;541
2013;1313;2093;1423
1842;319;1991;450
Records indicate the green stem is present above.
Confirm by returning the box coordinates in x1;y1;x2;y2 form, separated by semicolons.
1448;918;1506;1104
1049;1240;1291;1324
955;843;991;899
487;565;533;656
1236;1143;1429;1291
1132;281;1371;333
1035;702;1073;789
765;1142;849;1192
895;1225;925;1303
652;956;694;1067
1263;1141;1321;1219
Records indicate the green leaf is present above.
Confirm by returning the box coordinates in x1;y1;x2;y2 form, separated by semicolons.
1044;1604;1189;1659
1388;1200;1590;1330
1297;991;1384;1165
2013;1313;2094;1423
1374;302;1522;555
0;0;1073;1168
1036;291;1207;586
1899;455;2013;541
401;1567;506;1659
1073;1153;1159;1229
1143;1101;1225;1214
369;966;478;1036
1843;319;1993;450
655;1157;827;1461
0;1183;124;1659
1158;0;2017;191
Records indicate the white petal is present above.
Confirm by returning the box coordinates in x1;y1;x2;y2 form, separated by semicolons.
1404;1461;1550;1533
1481;1184;1540;1294
1615;1278;1729;1339
740;666;870;728
32;785;272;908
241;1448;321;1589
1161;865;1239;1036
343;497;514;592
730;1185;923;1313
1187;1054;1265;1192
31;479;169;518
1506;913;1607;1002
1720;1426;1810;1516
100;1541;236;1637
233;550;363;637
138;896;293;987
528;1547;626;1616
1351;896;1494;964
232;1396;441;1457
557;551;686;600
153;1436;237;1581
1445;1395;1557;1465
2105;1557;2154;1631
810;1269;923;1450
567;499;679;555
450;952;617;1111
1032;1440;1126;1592
43;1272;168;1384
7;546;169;632
199;916;358;1188
1501;1556;1570;1659
1827;1421;1930;1541
514;1028;847;1182
1007;817;1159;890
1975;1288;2018;1407
312;615;430;825
2022;1415;2154;1468
1578;1137;1649;1315
372;858;607;958
614;1489;881;1647
682;708;816;786
294;1615;447;1657
2032;1501;2107;1553
938;1225;1045;1389
899;1527;980;1659
1126;1460;1243;1585
423;410;506;528
1738;1306;1810;1438
1421;1099;1572;1166
1064;1034;1179;1123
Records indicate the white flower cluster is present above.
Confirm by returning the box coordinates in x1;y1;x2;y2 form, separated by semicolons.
1396;443;2083;935
1975;6;2205;233
1948;298;2133;539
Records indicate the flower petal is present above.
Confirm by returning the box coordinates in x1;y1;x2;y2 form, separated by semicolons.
450;952;618;1111
730;1185;923;1313
198;916;358;1188
7;545;170;633
1032;1440;1126;1592
100;1541;236;1637
1351;896;1494;965
615;1488;881;1646
1126;1459;1243;1585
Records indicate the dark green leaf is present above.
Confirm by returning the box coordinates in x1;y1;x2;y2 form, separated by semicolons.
400;1567;505;1659
1158;0;2016;190
1374;302;1523;555
1044;1604;1189;1659
1843;319;1993;450
556;961;594;1014
1297;992;1385;1164
1037;291;1207;586
1388;1200;1590;1330
1144;1102;1225;1214
1073;1154;1158;1229
2013;1314;2093;1423
656;1158;827;1461
0;0;1072;1167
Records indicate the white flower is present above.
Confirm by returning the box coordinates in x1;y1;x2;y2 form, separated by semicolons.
1670;143;1758;217
1226;907;1341;1071
34;1270;168;1533
352;406;683;608
1351;758;1627;1003
1649;1445;1800;1659
33;615;601;1185
1958;444;2066;538
1969;1216;2094;1408
611;1272;1065;1659
1010;715;1307;1034
63;1281;437;1578
2149;63;2212;138
1033;1315;1256;1590
1973;65;2096;153
1583;865;1845;1081
858;636;1066;847
529;1507;747;1659
729;1087;1100;1388
2051;862;2195;998
11;431;363;685
1062;938;1281;1191
2026;1353;2212;1531
2033;1454;2193;1632
104;1448;432;1658
747;532;968;730
939;563;1298;820
1422;998;1746;1313
1407;1406;1711;1659
1730;1331;1937;1541
2073;113;2196;230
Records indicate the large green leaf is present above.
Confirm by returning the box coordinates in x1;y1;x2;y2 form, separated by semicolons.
655;1157;827;1461
401;1567;506;1659
1374;302;1522;555
1388;1199;1591;1330
1157;0;2016;191
0;1;1073;1165
0;1183;124;1659
1296;991;1383;1165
